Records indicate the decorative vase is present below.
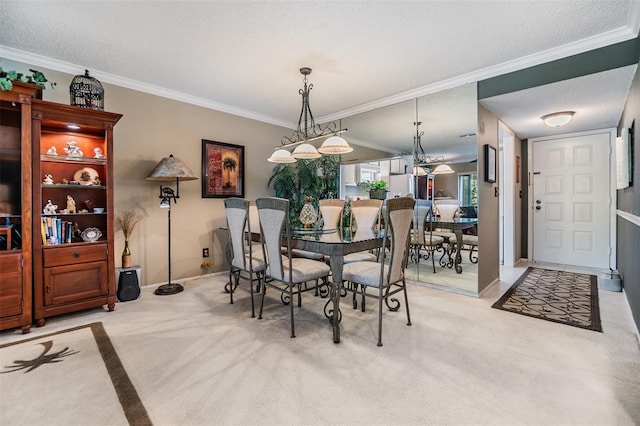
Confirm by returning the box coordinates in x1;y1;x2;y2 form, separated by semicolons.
299;196;317;228
122;240;132;268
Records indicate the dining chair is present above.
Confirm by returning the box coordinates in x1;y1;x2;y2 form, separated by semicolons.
409;202;445;273
433;199;459;258
318;199;344;230
342;197;415;346
255;197;331;338
343;198;383;264
291;198;344;262
224;198;265;318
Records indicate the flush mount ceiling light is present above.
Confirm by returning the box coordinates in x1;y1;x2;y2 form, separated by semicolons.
270;67;350;162
432;164;455;174
541;111;575;127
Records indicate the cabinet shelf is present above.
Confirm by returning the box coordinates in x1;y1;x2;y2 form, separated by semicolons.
41;154;107;165
42;212;106;217
42;184;107;189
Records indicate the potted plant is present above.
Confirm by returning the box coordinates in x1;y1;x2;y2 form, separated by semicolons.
359;180;388;200
116;208;145;268
0;67;57;92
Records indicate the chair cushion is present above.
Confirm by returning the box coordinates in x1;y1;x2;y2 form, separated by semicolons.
343;261;387;288
343;251;377;263
433;231;455;241
462;235;478;245
232;254;265;271
276;257;330;283
291;248;325;260
423;235;445;246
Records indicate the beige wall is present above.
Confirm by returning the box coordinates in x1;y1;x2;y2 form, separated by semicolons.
433;162;477;200
477;105;500;292
3;58;384;286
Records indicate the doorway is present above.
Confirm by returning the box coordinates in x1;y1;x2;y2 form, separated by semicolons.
499;122;517;267
528;129;616;270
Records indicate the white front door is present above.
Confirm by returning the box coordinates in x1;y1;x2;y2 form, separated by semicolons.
531;130;613;269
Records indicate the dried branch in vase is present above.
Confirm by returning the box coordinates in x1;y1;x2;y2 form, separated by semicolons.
116;208;145;240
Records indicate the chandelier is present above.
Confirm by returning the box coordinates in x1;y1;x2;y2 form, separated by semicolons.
412;120;453;175
268;67;351;163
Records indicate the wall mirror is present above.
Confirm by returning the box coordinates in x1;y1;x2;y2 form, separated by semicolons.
340;82;479;294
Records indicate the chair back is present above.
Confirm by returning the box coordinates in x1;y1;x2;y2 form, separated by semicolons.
434;199;460;222
225;198;251;270
383;197;415;284
256;197;289;282
412;200;432;245
318;199;344;230
350;199;383;231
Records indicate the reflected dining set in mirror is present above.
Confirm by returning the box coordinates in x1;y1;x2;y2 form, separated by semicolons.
223;196;415;346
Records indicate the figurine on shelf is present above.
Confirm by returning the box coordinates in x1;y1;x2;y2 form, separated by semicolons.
93;147;104;159
43;200;58;215
85;199;95;212
92;176;101;185
66;195;76;214
46;146;57;156
64;141;83;157
62;178;69;184
43;173;54;184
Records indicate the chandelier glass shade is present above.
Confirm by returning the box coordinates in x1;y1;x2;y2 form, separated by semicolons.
318;136;353;155
432;164;455;174
268;149;297;163
292;143;322;159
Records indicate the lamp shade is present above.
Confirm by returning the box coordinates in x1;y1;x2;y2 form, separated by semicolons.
432;164;454;174
412;166;427;176
268;149;297;163
318;136;353;155
146;154;197;181
541;111;574;127
292;143;322;159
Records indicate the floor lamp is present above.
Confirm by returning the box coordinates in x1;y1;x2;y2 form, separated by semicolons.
146;154;197;295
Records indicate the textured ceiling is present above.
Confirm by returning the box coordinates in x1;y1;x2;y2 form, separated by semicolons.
0;1;638;156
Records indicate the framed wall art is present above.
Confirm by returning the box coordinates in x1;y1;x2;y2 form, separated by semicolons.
484;144;496;183
201;139;245;198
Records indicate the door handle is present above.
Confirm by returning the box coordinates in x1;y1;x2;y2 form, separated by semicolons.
535;206;541;210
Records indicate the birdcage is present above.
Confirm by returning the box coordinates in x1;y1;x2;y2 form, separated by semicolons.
69;70;104;110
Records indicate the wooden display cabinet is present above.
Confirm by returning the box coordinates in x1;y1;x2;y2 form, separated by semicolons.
31;100;122;326
0;84;34;334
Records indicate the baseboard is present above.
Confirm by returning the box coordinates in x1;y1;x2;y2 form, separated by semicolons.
143;270;228;289
407;279;480;298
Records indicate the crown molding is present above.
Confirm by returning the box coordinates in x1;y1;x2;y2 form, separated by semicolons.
2;22;637;129
318;26;639;123
0;45;296;129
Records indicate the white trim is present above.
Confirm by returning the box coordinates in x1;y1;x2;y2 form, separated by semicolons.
528;128;617;270
2;23;637;128
0;46;295;130
628;0;640;37
318;27;638;123
617;209;640;227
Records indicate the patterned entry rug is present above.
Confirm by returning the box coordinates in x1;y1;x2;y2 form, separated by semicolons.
492;267;602;332
0;322;151;425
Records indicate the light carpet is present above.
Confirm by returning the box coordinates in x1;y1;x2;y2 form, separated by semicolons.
0;267;639;425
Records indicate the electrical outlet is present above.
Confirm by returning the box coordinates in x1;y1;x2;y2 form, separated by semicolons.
202;248;209;257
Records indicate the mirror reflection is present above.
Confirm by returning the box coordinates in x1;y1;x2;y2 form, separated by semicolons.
339;83;478;294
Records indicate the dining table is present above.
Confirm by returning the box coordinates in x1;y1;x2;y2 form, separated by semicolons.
288;226;384;343
432;217;478;273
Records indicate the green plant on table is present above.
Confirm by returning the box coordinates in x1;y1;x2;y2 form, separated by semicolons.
358;180;388;191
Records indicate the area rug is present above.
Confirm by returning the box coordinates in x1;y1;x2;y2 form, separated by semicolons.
492;267;602;332
0;322;151;426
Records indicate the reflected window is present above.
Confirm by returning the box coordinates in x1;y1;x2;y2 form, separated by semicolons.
457;173;477;206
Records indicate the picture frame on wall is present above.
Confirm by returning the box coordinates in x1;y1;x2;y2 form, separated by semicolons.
201;139;245;198
484;144;496;183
